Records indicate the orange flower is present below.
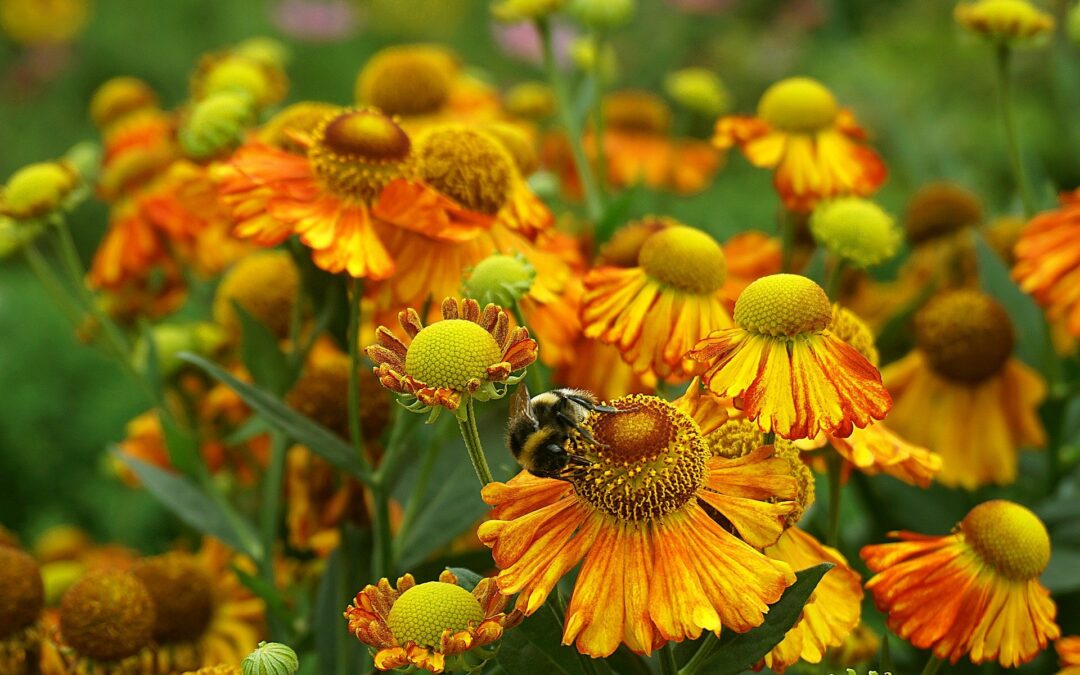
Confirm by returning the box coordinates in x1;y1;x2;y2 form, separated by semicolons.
1058;636;1080;674
715;77;886;212
862;500;1059;668
220;108;417;279
479;394;797;658
762;527;863;673
344;570;522;673
688;274;891;439
366;298;537;416
583;223;733;380
1014;188;1080;338
882;290;1045;489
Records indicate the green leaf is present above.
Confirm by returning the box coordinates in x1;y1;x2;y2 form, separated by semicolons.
1042;544;1080;593
495;601;586;675
158;411;201;477
114;453;261;559
179;352;372;484
234;302;291;397
690;563;834;675
139;323;164;404
315;527;371;675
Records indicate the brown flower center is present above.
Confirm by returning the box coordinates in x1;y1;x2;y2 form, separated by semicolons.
915;289;1014;383
309;109;413;202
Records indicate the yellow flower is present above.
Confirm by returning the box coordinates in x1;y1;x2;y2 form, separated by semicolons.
366;298;538;417
505;81;556;120
0;0;88;46
715;77;886;212
956;0;1055;42
810;197;900;268
863;500;1059;667
190;51;289;111
344;570;522;673
89;77;159;131
0;161;82;222
479;394;797;657
883;290;1045;488
1057;636;1080;674
689;274;891;439
583;223;732;379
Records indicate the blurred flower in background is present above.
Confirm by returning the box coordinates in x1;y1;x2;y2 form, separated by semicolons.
270;0;360;42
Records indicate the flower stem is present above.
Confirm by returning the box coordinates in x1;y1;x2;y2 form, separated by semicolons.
920;654;944;675
536;17;604;223
659;643;679;675
22;242;86;330
679;634;719;675
826;449;844;547
994;44;1036;217
458;398;495;486
590;30;608;199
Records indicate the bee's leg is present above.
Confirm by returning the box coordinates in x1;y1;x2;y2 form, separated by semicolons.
555;411;600;444
563;394;633;415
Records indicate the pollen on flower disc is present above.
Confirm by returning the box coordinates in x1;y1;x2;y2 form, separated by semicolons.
961;500;1050;580
310;109;414;202
386;581;484;649
59;571;155;662
0;548;43;638
638;225;727;294
734;274;832;336
572;395;708;522
915;289;1014;383
404;319;503;390
417;126;514;215
132;552;214;643
757;77;839;133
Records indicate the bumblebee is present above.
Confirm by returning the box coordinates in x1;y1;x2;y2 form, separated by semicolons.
506;384;624;479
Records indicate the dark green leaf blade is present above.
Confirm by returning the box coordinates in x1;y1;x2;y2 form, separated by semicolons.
234;302;292;397
179;352;372;483
114;453;261;559
693;562;834;675
495;602;586;675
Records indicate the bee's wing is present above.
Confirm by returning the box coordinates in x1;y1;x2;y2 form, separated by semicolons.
509;383;537;423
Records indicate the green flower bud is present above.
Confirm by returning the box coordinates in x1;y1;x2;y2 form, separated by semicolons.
568;0;635;29
664;67;730;117
810;197;900;269
491;0;565;22
180;91;256;160
133;322;224;377
243;642;299;675
462;254;535;308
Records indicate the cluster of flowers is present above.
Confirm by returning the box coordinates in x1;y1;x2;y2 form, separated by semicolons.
1;0;1079;673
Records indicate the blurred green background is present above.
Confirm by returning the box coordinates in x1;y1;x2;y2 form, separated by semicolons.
1;1;1078;672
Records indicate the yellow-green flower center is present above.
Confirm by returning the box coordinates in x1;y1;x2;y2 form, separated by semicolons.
59;571;156;662
733;274;832;336
809;198;900;269
355;46;455;117
310;109;413;203
132;552;214;643
1;162;78;220
960;500;1050;581
638;225;727;294
571;395;708;522
915;289;1014;384
417;126;514;215
405;319;503;390
757;77;839;133
386;581;484;648
0;548;43;639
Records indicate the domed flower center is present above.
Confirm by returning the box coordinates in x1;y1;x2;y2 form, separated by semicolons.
0;548;43;639
2;162;78;220
132;553;214;643
571;395;707;522
404;319;503;390
603;91;672;134
757;77;839;133
386;581;485;648
638;225;727;294
465;254;535;307
915;289;1014;384
810;198;899;269
417;126;514;215
960;500;1050;581
59;571;156;662
356;47;454;117
260;101;342;154
309;109;413;202
905;182;983;245
829;304;879;366
733;274;832;336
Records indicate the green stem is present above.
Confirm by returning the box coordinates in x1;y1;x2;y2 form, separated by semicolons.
371;480;394;579
920;654;944;675
590;30;608;199
679;634;719;675
259;431;288;637
994;44;1036;217
457;398;495;486
659;643;679;675
22;242;85;329
826;450;844;547
346;278;365;462
53;221;131;358
536;17;604;223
